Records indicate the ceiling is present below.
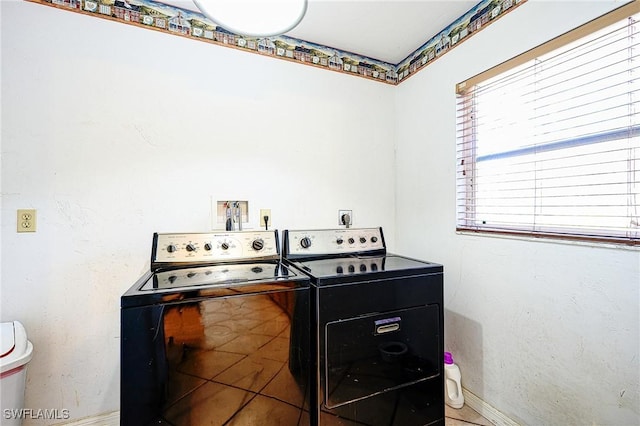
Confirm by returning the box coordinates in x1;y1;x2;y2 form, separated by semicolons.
168;0;480;65
285;1;478;64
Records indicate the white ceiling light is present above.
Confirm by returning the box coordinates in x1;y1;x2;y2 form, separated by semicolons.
192;0;307;36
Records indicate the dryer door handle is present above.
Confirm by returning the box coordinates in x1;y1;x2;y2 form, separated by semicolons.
376;323;400;334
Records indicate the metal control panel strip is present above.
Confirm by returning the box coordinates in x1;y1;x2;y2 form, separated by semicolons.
152;230;279;266
284;227;385;257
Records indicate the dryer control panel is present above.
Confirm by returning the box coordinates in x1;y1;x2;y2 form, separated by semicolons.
284;227;385;257
152;230;279;267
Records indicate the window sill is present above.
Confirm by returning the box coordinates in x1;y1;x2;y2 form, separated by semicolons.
456;229;640;251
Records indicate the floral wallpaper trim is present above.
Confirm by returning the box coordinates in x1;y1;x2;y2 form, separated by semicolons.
25;0;526;85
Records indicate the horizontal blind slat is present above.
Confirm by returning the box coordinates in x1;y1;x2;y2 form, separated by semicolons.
455;9;640;243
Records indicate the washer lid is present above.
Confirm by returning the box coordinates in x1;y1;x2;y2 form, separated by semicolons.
1;322;16;357
141;262;297;291
294;255;441;280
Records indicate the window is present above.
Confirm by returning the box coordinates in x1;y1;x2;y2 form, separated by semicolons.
456;3;639;245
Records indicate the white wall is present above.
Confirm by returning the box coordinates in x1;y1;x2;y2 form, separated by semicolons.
0;1;396;423
395;1;639;425
3;1;639;425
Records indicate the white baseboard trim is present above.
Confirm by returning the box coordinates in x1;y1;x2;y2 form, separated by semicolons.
54;411;119;426
462;388;520;426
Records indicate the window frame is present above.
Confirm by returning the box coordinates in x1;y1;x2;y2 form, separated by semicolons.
455;1;640;246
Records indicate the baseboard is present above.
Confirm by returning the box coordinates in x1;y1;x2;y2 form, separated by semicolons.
462;388;520;426
54;411;119;426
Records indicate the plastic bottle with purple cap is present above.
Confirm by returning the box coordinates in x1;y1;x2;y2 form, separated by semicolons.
444;351;464;409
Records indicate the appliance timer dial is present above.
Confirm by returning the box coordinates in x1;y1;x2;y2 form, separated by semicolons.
252;239;264;251
300;237;312;249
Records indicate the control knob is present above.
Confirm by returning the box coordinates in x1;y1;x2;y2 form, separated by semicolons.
348;238;355;244
300;237;312;249
252;239;264;251
371;236;378;243
167;244;177;253
360;237;367;244
204;243;212;251
336;238;344;245
221;242;230;250
186;244;196;252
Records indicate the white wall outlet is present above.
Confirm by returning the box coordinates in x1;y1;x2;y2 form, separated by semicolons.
338;209;353;226
260;209;271;229
17;209;37;232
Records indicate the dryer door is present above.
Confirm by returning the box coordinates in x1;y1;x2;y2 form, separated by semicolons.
324;304;440;408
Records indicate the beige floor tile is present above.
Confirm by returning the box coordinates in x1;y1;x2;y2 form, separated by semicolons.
217;333;276;355
250;312;291;336
260;364;307;408
226;395;303;426
446;404;493;426
164;370;207;406
176;348;245;379
213;354;284;392
214;317;264;334
446;417;481;426
256;336;291;362
163;381;254;426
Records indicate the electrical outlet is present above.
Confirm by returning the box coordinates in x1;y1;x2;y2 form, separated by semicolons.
338;210;353;226
17;209;37;233
260;209;271;229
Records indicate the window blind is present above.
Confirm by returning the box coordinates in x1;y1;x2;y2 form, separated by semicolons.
456;4;639;244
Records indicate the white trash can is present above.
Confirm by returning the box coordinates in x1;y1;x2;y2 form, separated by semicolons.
1;321;34;426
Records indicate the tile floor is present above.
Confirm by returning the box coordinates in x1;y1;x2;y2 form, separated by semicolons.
445;404;493;426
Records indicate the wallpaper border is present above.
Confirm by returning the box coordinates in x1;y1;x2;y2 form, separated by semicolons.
24;0;526;85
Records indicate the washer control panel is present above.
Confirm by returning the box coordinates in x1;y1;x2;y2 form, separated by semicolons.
285;227;385;257
153;230;279;264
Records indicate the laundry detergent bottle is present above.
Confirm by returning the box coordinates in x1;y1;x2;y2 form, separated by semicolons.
444;352;464;408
